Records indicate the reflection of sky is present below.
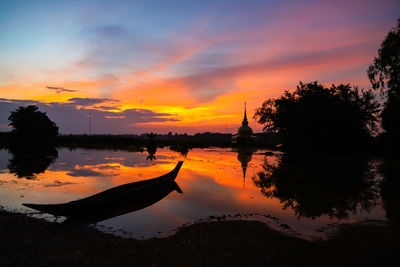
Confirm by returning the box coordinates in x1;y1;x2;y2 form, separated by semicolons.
0;149;9;173
0;147;387;239
48;148;172;176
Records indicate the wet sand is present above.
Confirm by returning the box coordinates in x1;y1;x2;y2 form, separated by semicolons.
0;210;399;266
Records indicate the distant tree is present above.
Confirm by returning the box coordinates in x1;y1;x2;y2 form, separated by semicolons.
254;81;380;151
368;18;400;137
8;105;59;141
146;132;156;140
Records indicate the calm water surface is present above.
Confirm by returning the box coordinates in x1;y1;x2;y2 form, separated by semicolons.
0;147;388;239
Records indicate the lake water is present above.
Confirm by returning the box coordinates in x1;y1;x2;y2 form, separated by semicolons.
0;146;389;239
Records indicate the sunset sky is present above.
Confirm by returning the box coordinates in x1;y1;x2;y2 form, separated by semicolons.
1;0;399;134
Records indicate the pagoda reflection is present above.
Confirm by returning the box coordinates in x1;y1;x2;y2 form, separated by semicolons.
235;146;256;187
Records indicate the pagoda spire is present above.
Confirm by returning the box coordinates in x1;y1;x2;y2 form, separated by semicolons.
242;102;248;126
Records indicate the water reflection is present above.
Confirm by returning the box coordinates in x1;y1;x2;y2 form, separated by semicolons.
146;133;157;161
169;144;189;157
235;147;256;187
379;158;400;224
252;155;380;219
7;145;58;179
0;147;388;239
24;162;183;225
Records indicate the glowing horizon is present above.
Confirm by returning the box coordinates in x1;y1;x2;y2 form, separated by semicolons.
1;0;399;134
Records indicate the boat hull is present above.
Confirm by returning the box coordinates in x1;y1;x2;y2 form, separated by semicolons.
23;161;183;222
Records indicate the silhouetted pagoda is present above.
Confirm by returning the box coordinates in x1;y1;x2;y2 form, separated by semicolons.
232;102;256;145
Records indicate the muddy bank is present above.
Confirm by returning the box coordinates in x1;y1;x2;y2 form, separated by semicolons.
0;210;399;266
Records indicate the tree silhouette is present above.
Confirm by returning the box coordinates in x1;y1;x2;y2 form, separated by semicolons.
379;158;400;224
146;133;157;160
368;18;400;97
368;18;400;143
8;105;59;141
252;155;379;219
254;81;380;151
7;145;58;180
169;144;189;157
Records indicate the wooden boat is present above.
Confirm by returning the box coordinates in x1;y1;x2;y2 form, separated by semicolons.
23;161;183;223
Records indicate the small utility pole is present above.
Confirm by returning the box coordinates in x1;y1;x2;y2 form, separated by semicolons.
88;114;93;135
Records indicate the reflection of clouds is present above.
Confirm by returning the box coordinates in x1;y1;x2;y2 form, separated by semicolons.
48;148;173;173
170;172;240;215
0;147;387;240
67;163;124;178
97;165;120;170
0;180;18;186
66;168;106;177
44;180;78;187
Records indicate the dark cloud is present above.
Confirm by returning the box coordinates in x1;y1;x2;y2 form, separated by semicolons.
68;97;119;106
122;108;176;121
94;105;122;110
93;25;128;38
0;98;178;134
46;86;77;93
0;98;36;105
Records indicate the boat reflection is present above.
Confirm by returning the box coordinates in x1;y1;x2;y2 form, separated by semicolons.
23;162;183;224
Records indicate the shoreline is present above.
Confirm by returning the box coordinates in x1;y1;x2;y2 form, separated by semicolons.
1;209;399;266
